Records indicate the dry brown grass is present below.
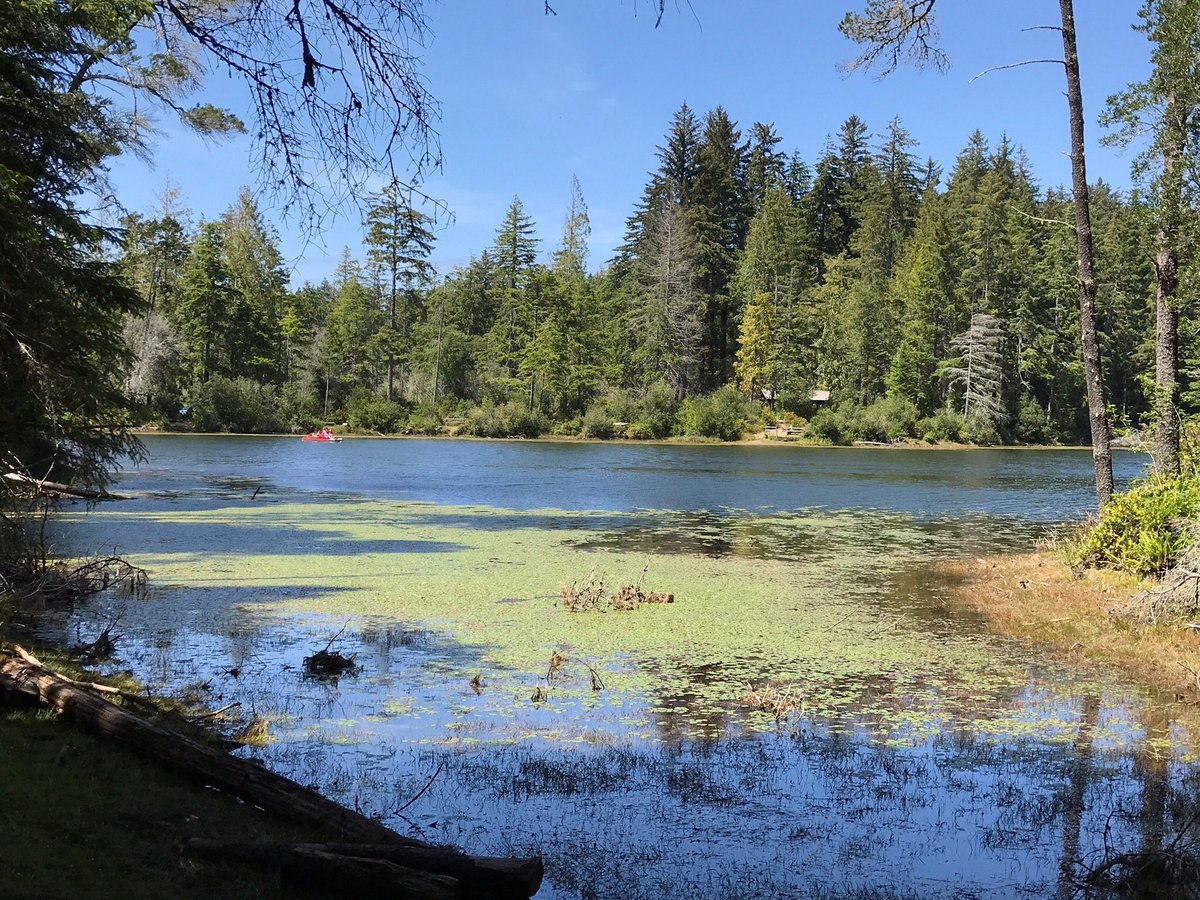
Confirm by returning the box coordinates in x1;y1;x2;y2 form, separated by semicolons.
943;552;1200;703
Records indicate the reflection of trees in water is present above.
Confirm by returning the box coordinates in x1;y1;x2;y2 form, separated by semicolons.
1136;704;1171;859
1057;693;1100;899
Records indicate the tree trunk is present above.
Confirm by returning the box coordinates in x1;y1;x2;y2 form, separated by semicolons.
1059;0;1114;506
187;840;462;900
184;838;543;899
1;472;127;501
1154;91;1184;477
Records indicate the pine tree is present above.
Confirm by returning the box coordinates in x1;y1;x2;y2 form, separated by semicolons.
735;292;777;400
692;106;747;385
221;188;288;383
176;222;234;385
364;183;436;400
1104;0;1200;474
487;197;541;391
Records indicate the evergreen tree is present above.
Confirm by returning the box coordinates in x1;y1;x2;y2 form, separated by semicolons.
221;188;288;383
744;122;787;215
692;106;747;385
364;183;436;400
176;223;234;385
487;197;541;391
0;1;145;486
1104;0;1200;474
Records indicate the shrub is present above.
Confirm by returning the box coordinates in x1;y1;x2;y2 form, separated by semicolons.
347;394;408;433
1075;475;1200;578
405;407;443;435
582;403;616;439
640;382;680;438
190;376;284;433
806;406;851;444
1014;395;1050;445
464;401;546;438
918;408;966;443
962;411;1001;445
625;422;653;440
858;397;918;442
681;385;756;441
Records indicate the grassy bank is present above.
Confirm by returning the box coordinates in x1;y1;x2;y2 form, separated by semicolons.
943;552;1200;705
0;643;333;899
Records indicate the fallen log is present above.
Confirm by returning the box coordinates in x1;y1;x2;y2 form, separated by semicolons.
184;838;543;899
188;841;462;900
0;646;542;897
1;471;128;501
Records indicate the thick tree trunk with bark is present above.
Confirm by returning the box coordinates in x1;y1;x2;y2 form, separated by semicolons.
1154;91;1184;477
1059;0;1114;506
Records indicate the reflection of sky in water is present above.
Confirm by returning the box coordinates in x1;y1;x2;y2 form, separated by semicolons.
40;437;1196;899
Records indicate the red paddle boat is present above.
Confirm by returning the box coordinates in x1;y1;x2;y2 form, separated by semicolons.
302;428;343;442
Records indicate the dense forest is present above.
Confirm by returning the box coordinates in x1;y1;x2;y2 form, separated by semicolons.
124;106;1167;445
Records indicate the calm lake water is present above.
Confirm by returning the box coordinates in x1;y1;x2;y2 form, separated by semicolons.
41;436;1195;900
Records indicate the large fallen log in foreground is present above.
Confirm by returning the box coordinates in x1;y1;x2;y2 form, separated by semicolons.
184;838;544;899
0;646;542;898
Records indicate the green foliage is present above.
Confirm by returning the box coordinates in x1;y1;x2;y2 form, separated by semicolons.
681;385;757;441
806;398;918;444
1014;395;1050;445
346;394;409;433
405;406;443;435
464;402;547;439
625;422;654;440
0;2;145;487
190;376;284;433
638;382;681;438
582;403;616;439
1076;475;1200;578
918;408;966;443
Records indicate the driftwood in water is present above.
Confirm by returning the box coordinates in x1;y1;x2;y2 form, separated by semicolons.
184;838;544;899
1;471;127;501
0;646;542;897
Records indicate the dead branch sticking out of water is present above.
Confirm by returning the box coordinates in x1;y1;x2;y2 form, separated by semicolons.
0;646;543;897
73;613;124;662
304;624;358;681
560;571;607;612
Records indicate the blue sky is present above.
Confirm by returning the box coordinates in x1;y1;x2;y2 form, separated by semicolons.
107;1;1153;286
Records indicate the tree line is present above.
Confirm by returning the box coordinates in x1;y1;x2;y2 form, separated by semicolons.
124;107;1173;446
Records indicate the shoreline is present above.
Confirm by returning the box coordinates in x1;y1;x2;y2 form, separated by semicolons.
943;551;1200;710
131;427;1115;452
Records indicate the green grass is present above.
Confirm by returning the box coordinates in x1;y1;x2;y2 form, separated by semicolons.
0;705;335;899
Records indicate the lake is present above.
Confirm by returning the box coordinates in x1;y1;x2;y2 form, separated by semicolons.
40;436;1190;899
